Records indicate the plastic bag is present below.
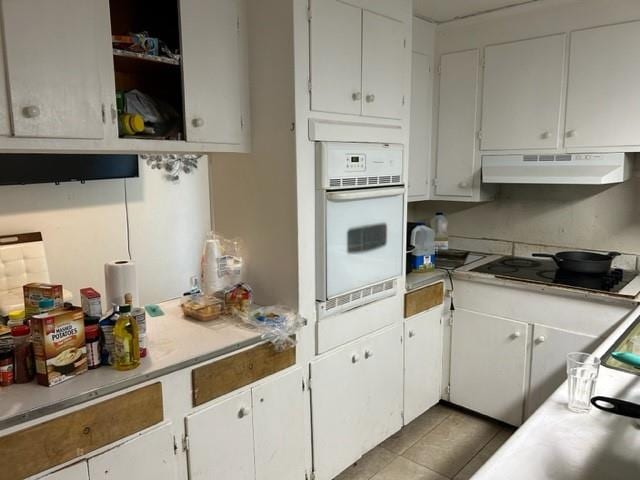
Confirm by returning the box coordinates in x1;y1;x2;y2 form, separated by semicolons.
243;306;304;351
201;233;244;295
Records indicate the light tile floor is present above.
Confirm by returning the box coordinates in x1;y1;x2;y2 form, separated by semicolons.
335;403;516;480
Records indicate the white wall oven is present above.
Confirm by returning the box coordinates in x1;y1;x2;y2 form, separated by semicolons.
316;142;404;318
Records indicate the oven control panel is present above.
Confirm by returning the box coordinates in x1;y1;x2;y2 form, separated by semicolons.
316;142;404;190
345;154;366;172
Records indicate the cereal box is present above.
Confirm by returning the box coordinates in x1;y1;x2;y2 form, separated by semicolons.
23;283;64;316
30;307;87;386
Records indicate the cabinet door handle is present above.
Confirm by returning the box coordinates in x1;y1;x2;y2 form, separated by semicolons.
351;354;360;364
352;92;362;101
192;117;205;128
535;335;546;344
458;181;469;188
365;94;375;103
22;105;40;119
408;330;415;338
566;129;576;138
511;331;521;339
237;407;250;419
364;350;373;359
540;131;550;139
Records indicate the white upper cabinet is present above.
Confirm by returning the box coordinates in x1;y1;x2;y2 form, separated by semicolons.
0;24;10;137
310;0;407;120
481;34;566;150
309;0;362;116
408;51;433;199
181;0;244;144
361;11;405;119
1;0;104;139
435;49;480;197
565;21;640;148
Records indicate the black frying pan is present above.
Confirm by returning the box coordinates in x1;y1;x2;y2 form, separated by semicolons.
532;251;620;275
591;396;640;419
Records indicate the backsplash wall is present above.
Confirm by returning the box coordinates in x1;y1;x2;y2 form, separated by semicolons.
0;157;211;307
409;173;640;259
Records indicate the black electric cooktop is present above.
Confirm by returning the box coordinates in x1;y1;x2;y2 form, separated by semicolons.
470;256;638;295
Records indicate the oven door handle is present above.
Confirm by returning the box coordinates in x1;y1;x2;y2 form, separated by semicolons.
326;187;405;202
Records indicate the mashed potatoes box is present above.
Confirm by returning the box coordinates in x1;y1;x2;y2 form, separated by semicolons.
30;307;87;386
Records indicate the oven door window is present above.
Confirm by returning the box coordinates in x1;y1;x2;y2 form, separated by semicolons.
325;190;403;298
348;224;387;253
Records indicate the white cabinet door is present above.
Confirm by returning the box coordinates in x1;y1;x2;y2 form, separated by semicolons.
360;323;403;452
252;368;306;480
186;390;255;480
361;11;405;119
450;309;529;426
527;324;599;418
435;50;480;197
310;0;362;116
404;307;443;424
408;51;433;199
39;463;89;480
0;26;10;137
88;423;179;479
310;338;366;480
481;34;566;150
181;0;243;144
1;0;104;139
565;21;640;148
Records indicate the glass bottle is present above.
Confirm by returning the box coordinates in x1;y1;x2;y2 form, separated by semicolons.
113;304;140;371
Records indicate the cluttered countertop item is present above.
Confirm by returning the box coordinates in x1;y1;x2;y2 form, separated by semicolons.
0;298;264;430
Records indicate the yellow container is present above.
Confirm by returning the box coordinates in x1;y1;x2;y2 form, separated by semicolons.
119;113;145;136
113;304;140;371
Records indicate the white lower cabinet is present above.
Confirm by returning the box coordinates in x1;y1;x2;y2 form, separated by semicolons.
526;325;598;418
185;367;305;480
87;423;179;479
186;390;255;480
404;307;443;424
40;463;89;480
450;309;529;426
252;368;306;480
310;324;403;480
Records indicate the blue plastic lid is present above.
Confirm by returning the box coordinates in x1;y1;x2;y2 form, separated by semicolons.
38;298;55;309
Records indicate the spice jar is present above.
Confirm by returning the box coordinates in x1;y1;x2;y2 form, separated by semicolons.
85;323;101;370
0;349;14;386
7;310;25;328
11;325;34;384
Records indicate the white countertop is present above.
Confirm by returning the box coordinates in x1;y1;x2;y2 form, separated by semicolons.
0;299;264;430
473;305;640;480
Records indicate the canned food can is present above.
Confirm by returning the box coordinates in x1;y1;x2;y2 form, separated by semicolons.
132;307;147;358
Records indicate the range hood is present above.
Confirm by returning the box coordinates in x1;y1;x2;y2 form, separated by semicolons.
482;153;631;185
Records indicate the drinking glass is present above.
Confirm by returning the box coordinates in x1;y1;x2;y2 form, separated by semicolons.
566;352;600;413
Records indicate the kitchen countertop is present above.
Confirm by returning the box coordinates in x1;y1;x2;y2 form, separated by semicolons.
0;298;264;430
473;305;640;480
454;255;640;306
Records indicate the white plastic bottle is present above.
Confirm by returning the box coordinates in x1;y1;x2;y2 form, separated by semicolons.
430;212;449;252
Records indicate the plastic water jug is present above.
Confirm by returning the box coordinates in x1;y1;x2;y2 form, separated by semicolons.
430;212;449;251
409;225;435;272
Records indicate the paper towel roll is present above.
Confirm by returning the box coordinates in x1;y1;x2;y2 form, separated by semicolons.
105;260;139;308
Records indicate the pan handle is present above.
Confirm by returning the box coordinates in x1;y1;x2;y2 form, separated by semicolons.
591;396;640;419
532;253;555;258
